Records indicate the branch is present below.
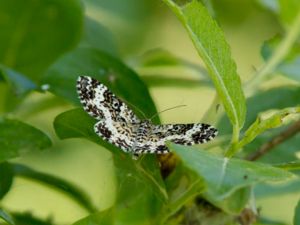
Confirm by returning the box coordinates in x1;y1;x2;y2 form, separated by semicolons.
246;120;300;161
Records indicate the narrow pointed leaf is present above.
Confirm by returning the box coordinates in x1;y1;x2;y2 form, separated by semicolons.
237;107;300;150
163;0;246;130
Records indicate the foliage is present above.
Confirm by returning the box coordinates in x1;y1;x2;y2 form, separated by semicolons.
0;0;300;225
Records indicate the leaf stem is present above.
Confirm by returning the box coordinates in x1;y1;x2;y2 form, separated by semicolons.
224;123;240;158
244;10;300;95
245;120;300;161
273;161;300;171
160;179;204;224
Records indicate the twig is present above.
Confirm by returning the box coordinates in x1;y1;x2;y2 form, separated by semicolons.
246;120;300;161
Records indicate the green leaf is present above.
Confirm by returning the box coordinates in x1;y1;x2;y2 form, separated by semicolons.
163;0;246;139
0;209;15;225
211;186;250;214
74;157;163;225
218;86;300;135
256;0;280;16
72;208;113;225
242;127;300;164
274;161;300;170
170;144;294;213
136;48;206;71
237;107;300;150
54;108;167;224
261;36;300;83
0;118;52;162
257;0;300;28
54;108;96;140
54;108;121;156
79;17;118;56
0;65;37;96
10;212;53;225
135;49;212;88
142;75;212;88
137;48;188;67
255;178;300;198
256;217;287;225
162;163;206;221
44;47;158;121
54;108;167;195
0;65;37;112
278;0;300;28
294;199;300;225
82;0;158;53
112;155;166;225
0;0;83;80
13;163;97;213
245;3;300;94
0;162;13;200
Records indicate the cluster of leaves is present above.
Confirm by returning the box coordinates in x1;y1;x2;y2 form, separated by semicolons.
0;0;300;225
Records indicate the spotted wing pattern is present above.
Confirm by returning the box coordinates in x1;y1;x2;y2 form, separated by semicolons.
77;76;140;124
77;76;218;157
94;121;138;152
133;123;218;154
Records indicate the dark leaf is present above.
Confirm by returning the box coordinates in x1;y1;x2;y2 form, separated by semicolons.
0;209;15;225
0;0;83;80
79;17;118;56
0;162;13;200
44;47;158;121
54;108;167;224
0;119;52;162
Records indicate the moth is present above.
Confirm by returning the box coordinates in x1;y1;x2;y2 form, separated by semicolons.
77;76;218;157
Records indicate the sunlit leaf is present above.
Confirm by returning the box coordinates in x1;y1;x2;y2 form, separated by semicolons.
218;86;300;135
0;0;83;80
170;144;294;213
237;107;300;150
0;118;52;162
163;0;246;131
279;0;300;27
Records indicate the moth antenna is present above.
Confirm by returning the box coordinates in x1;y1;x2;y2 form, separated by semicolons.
124;101;147;120
150;105;187;121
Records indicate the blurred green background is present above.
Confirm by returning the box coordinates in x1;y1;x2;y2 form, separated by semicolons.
0;0;298;224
